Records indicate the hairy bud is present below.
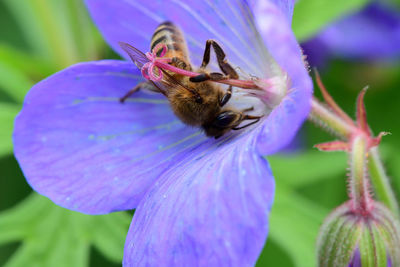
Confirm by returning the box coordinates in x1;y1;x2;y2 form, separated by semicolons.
317;201;400;267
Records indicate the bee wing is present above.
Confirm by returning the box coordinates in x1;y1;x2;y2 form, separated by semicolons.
119;41;197;97
160;70;186;89
119;42;171;96
161;70;203;97
118;42;149;69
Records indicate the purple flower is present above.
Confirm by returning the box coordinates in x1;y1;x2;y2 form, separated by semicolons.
13;0;312;265
301;2;400;65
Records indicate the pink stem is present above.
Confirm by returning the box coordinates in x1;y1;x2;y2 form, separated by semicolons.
155;61;259;89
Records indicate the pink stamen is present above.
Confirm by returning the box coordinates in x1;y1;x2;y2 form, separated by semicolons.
141;62;151;80
153;61;260;89
140;44;172;82
154;61;198;77
140;44;263;91
153;43;167;57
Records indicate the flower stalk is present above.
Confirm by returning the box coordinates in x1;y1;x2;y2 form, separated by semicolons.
350;135;372;214
309;99;355;139
368;147;400;217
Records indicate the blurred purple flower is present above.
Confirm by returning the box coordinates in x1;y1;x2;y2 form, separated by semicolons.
13;0;312;265
302;2;400;66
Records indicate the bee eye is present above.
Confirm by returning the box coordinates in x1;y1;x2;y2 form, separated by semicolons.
213;111;238;128
195;96;203;104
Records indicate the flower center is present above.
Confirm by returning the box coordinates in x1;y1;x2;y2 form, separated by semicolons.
224;72;289;121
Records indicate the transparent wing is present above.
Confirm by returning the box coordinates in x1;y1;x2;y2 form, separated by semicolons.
119;42;171;96
160;70;203;100
119;42;196;97
118;42;149;69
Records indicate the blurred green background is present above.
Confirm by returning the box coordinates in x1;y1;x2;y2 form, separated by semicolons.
0;0;399;266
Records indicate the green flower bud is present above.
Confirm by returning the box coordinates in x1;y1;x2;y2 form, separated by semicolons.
317;201;400;267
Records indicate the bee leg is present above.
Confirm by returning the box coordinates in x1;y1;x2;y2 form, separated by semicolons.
199;39;213;69
208;40;239;79
232;115;262;130
243;114;262;120
190;73;210;83
219;86;232;107
242;107;254;112
198;39;238;78
120;82;158;103
190;72;226;83
120;83;143;103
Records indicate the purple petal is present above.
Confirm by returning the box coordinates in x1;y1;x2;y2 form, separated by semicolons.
85;0;274;77
252;1;313;154
124;136;274;266
13;60;205;214
300;37;330;67
249;0;295;24
348;249;361;267
302;3;400;61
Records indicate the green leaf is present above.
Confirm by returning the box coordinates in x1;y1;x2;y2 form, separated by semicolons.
292;0;370;42
268;185;328;267
256;238;295;267
0;193;46;244
3;0;103;69
268;151;347;187
3;0;54;63
63;0;104;61
91;212;132;262
4;208;89;267
0;103;20;156
0;44;53;79
0;62;33;103
0;193;131;266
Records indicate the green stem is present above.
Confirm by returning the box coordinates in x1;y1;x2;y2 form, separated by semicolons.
350;136;372;213
368;148;400;218
310;98;355;139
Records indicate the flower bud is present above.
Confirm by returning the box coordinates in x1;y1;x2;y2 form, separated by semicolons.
317;201;400;267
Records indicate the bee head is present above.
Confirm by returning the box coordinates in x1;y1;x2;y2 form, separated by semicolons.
202;110;242;138
195;95;203;104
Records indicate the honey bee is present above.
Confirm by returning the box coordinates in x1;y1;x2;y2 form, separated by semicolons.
119;21;261;138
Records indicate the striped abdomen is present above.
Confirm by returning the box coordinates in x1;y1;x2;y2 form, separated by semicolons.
150;22;192;71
